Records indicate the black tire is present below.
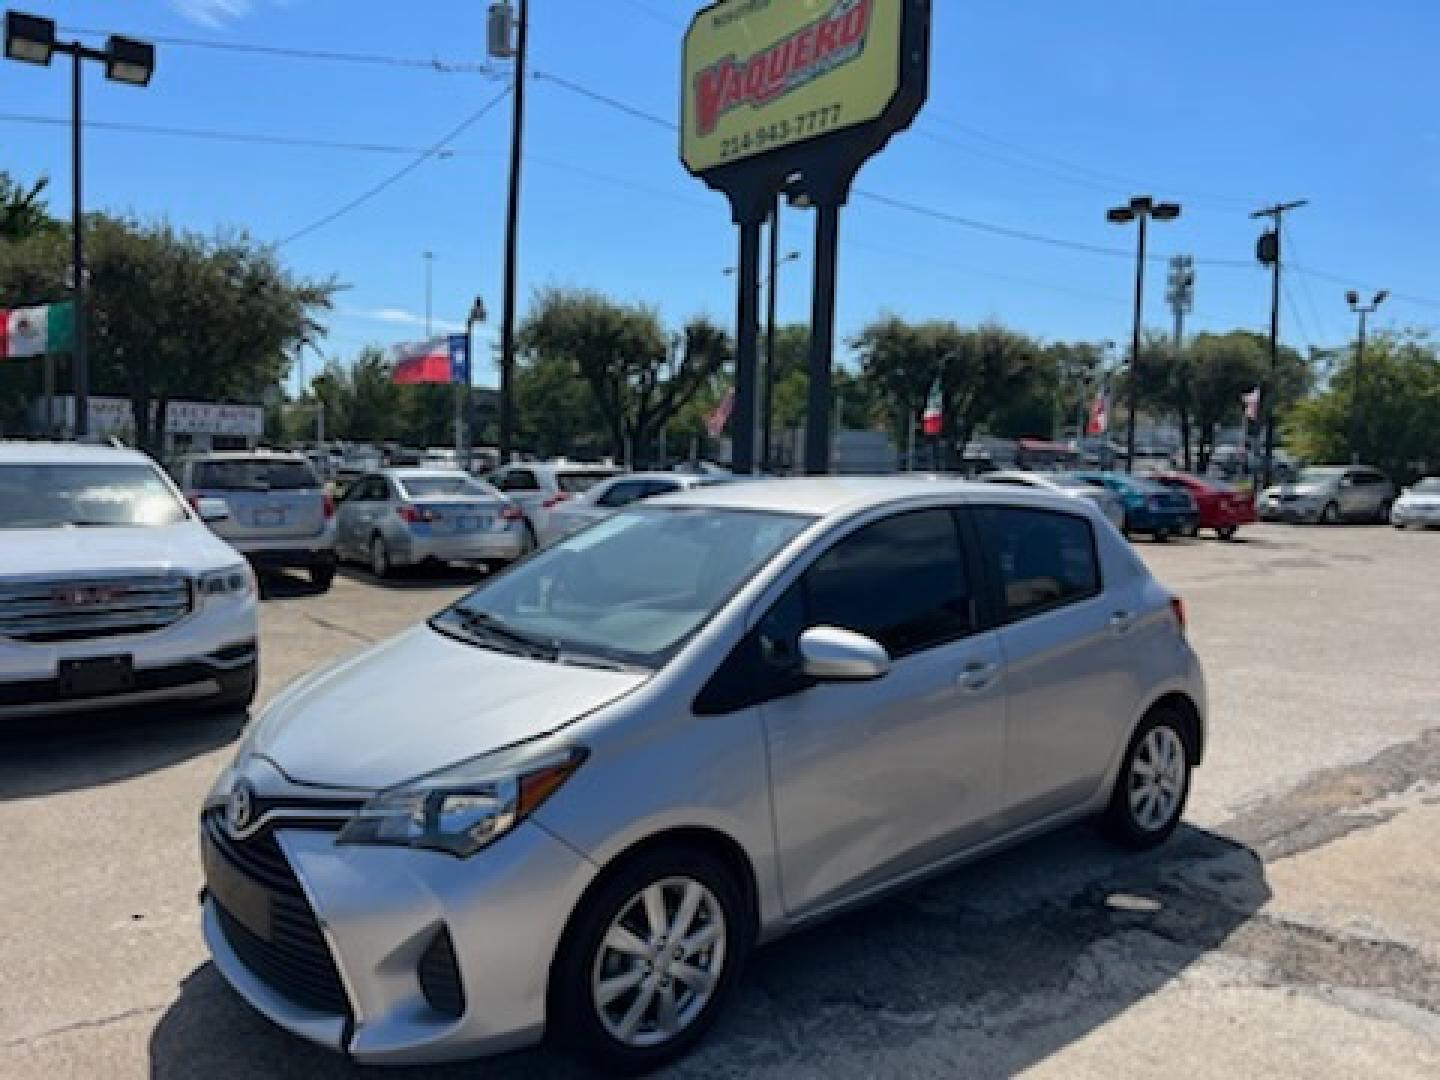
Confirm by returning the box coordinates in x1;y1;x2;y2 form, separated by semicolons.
1152;529;1171;543
1216;524;1238;541
1183;521;1200;539
1375;499;1393;525
524;521;539;553
308;559;337;592
1321;501;1340;525
212;662;258;714
549;845;751;1075
1103;708;1193;850
369;534;392;579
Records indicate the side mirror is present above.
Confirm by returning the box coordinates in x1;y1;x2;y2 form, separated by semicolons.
195;497;231;524
799;626;890;683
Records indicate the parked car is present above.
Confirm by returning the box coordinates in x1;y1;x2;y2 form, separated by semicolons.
172;452;338;590
1;442;258;718
976;469;1126;531
1258;465;1395;525
201;477;1204;1071
490;461;622;542
539;471;723;546
334;469;528;577
1073;471;1198;541
1391;476;1440;529
1147;471;1256;541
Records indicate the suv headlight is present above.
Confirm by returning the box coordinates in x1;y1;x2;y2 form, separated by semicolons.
198;563;256;600
338;744;587;858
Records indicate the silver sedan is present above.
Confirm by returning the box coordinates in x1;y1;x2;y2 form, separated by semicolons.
202;478;1205;1072
539;471;721;546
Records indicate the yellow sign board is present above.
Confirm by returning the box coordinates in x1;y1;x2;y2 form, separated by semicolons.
682;0;906;176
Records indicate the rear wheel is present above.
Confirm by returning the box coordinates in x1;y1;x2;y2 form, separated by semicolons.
1104;710;1192;849
308;558;337;591
550;846;750;1074
369;534;392;579
1216;524;1238;541
1321;501;1340;525
1375;499;1393;525
1152;529;1171;543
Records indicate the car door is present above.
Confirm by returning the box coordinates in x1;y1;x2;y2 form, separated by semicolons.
1338;471;1368;518
971;503;1135;826
759;507;1008;917
337;475;382;554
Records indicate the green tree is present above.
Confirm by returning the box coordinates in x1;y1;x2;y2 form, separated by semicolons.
1287;330;1439;481
0;172;57;241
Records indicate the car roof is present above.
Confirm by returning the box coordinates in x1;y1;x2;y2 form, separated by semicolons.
655;475;1088;520
0;440;152;465
384;468;476;479
603;472;698;485
183;451;309;462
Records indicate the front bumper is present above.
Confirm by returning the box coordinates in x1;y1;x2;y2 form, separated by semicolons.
202;818;596;1065
1393;505;1440;528
392;528;528;567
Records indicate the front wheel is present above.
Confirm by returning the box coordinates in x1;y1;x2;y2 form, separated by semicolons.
1375;500;1393;525
1216;524;1238;541
1152;529;1171;543
1104;710;1192;849
1321;501;1340;525
308;559;337;591
369;534;393;579
550;847;750;1074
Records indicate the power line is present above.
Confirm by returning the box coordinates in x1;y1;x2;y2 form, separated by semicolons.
277;86;511;248
615;0;686;30
531;70;677;132
1280;221;1334;343
60;24;500;76
1281;276;1315;353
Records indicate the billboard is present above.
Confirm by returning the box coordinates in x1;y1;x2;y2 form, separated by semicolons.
682;0;906;176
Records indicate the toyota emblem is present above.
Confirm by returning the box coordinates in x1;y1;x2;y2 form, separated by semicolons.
227;780;255;835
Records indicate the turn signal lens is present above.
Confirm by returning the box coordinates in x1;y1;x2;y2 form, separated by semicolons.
1170;595;1187;633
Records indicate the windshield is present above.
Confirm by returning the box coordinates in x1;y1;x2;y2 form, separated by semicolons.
0;462;189;528
194;458;318;491
437;507;811;667
1293;468;1344;487
398;474;499;501
557;470;619;494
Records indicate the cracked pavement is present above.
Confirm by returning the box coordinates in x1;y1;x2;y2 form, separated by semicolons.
2;526;1438;1078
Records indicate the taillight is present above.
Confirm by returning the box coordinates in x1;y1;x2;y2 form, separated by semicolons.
1170;595;1187;633
398;505;438;524
322;493;335;519
541;492;571;509
500;504;524;521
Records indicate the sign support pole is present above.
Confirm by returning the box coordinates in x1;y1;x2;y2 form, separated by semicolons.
805;202;841;475
732;213;764;475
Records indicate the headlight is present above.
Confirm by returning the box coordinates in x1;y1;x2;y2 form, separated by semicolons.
199;563;256;599
338;744;587;858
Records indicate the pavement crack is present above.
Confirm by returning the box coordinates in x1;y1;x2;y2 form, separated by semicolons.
296;609;376;644
1;1003;165;1049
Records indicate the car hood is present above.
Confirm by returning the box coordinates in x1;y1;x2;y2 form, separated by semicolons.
1399;492;1440;507
0;522;238;578
248;624;648;789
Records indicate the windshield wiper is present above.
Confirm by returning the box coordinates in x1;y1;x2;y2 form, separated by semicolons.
454;608;560;661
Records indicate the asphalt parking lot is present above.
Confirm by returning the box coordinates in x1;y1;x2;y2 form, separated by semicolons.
3;525;1439;1079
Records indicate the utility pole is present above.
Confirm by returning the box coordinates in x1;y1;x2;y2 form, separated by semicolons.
1166;255;1194;469
1346;289;1387;465
1251;199;1307;488
763;194;780;472
491;0;527;465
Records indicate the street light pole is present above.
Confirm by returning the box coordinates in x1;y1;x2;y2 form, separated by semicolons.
492;0;528;465
763;194;780;472
5;12;154;441
1346;289;1387;465
1107;197;1181;474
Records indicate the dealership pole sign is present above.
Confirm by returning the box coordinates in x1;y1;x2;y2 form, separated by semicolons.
682;0;929;474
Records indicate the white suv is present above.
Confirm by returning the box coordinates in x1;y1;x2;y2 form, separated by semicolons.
0;442;259;718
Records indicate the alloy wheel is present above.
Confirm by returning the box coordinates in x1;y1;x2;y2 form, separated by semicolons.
370;536;389;578
590;876;727;1049
1128;726;1186;832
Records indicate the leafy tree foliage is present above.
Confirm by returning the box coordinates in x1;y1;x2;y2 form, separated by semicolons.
0;172;58;241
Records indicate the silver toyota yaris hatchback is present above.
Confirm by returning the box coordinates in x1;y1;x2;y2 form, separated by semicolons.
201;478;1205;1073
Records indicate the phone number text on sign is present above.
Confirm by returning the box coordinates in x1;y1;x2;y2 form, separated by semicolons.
716;103;845;163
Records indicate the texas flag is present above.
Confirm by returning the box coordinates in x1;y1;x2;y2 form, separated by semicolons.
1241;386;1261;421
1087;388;1109;436
391;338;453;385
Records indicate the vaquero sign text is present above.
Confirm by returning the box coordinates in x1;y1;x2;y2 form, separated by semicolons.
682;0;920;181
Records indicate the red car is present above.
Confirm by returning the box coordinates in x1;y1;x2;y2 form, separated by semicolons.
1149;472;1256;540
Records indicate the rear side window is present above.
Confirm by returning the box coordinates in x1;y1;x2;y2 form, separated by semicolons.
596;481;649;509
805;509;974;656
499;469;539;492
194;458;318;491
559;471;618;495
975;506;1101;622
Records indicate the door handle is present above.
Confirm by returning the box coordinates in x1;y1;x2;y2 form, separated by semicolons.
1109;610;1137;635
959;660;1000;692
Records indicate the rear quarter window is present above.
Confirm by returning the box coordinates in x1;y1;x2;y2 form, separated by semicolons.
974;505;1102;623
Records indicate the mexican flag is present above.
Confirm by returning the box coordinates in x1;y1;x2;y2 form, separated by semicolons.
921;378;943;435
0;302;74;359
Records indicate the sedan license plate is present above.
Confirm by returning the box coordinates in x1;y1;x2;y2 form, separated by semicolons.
58;655;134;697
253;508;286;527
202;830;271;940
457;515;490;532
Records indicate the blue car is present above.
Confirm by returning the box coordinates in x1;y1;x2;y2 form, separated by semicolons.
1073;472;1198;541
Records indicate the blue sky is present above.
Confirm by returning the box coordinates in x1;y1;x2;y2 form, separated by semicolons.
4;0;1437;393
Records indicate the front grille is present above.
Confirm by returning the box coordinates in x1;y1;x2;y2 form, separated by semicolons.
204;811;349;1015
418;927;466;1018
0;574;192;643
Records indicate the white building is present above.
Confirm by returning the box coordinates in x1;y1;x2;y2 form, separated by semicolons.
31;396;265;454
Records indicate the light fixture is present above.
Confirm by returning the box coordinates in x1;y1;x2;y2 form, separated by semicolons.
4;10;55;65
104;34;154;85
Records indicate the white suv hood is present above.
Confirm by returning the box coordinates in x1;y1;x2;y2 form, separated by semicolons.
248;624;648;789
0;522;240;577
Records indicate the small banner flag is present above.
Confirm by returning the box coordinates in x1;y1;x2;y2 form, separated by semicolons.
706;387;735;438
1087;388;1109;436
0;302;74;359
391;338;454;385
921;377;943;436
1241;386;1261;421
448;334;471;385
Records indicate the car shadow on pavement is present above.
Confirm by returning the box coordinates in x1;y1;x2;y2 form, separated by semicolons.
0;705;245;802
148;821;1267;1079
334;565;487;593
